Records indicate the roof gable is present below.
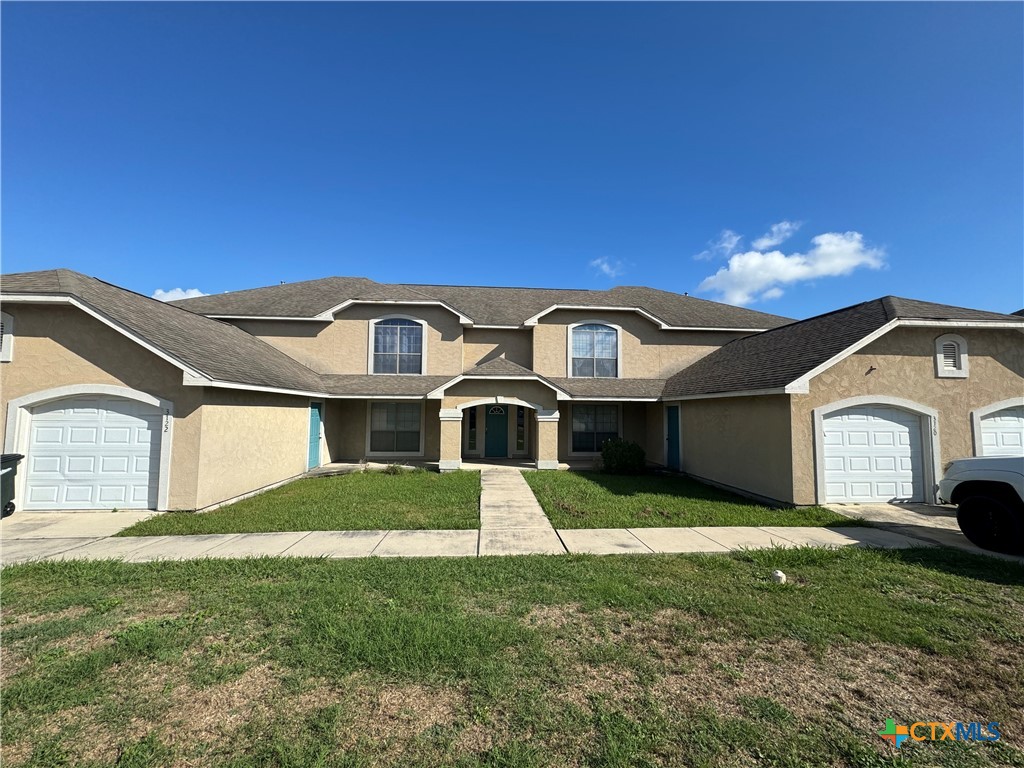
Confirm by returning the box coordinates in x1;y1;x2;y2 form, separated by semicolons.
2;269;325;393
663;296;1024;399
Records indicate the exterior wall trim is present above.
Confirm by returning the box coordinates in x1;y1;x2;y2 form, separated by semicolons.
426;374;571;401
4;383;175;511
811;395;941;505
319;299;472;325
970;397;1024;456
665;387;794;402
523;303;771;333
934;333;969;379
0;310;13;362
3;294;208;381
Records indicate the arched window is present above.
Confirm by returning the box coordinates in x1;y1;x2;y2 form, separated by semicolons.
934;333;968;379
571;323;618;378
372;318;424;374
0;311;13;363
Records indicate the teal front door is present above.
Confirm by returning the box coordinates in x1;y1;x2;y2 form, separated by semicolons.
485;405;508;458
308;402;323;469
666;405;680;471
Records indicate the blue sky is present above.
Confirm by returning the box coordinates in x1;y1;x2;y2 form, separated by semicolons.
3;2;1022;318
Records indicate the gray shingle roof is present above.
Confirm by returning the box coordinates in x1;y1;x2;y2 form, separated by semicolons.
462;357;542;377
320;375;452;397
548;378;666;399
663;296;1024;399
1;269;324;393
170;276;793;330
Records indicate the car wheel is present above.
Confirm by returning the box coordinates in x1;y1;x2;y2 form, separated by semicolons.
956;495;1024;555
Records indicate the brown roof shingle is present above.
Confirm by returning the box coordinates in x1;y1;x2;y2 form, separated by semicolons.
662;296;1024;399
170;276;793;330
2;269;324;393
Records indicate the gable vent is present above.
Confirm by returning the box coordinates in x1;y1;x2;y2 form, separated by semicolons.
942;341;959;370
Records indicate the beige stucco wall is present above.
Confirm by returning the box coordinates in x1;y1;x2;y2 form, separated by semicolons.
194;389;310;509
645;403;666;466
676;395;794;504
462;328;532;369
0;304;205;510
442;379;560;412
532;309;748;379
233;304;464;376
323;399;442;462
556;401;653;462
790;326;1024;504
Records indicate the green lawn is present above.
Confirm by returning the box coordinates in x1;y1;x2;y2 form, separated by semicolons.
524;471;857;528
2;548;1022;767
118;469;481;536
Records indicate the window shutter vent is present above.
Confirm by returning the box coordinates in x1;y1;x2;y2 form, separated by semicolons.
942;342;959;370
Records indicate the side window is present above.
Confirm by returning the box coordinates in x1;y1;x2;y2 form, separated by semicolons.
934;333;968;379
372;318;424;374
0;311;13;363
571;323;618;378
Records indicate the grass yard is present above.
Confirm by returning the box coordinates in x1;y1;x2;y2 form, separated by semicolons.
118;469;481;536
524;471;857;529
2;548;1023;767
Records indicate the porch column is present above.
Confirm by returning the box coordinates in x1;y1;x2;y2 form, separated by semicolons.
439;408;463;471
535;409;560;470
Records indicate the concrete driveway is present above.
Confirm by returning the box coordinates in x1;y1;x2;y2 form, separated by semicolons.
827;501;1024;561
0;510;155;564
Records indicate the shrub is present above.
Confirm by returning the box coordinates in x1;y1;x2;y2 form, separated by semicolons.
600;439;646;475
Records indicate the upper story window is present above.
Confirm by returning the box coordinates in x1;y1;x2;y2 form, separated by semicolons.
0;311;13;363
372;318;423;374
934;333;968;379
571;323;618;378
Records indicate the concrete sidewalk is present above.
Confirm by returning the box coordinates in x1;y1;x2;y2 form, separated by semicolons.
1;469;1002;567
0;524;935;567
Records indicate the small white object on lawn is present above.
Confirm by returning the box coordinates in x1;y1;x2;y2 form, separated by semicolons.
771;569;787;584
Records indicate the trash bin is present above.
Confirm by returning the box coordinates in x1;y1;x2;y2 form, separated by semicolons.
1;453;25;519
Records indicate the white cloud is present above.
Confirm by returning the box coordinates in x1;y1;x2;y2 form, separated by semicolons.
152;287;208;302
698;231;885;305
752;220;802;250
693;229;742;261
589;256;625;279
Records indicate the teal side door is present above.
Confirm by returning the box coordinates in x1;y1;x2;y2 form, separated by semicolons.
666;405;680;471
308;402;323;469
485;405;508;458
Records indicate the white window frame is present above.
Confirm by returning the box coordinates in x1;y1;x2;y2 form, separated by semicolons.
934;333;968;379
568;402;623;457
365;401;425;458
566;320;623;379
0;311;13;362
367;315;427;375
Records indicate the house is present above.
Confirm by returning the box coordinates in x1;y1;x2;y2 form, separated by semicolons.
1;268;1021;513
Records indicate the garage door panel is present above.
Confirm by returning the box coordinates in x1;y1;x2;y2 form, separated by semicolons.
979;406;1024;456
823;405;925;503
66;456;97;474
24;396;162;510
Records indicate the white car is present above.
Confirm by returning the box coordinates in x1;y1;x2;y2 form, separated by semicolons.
938;456;1024;555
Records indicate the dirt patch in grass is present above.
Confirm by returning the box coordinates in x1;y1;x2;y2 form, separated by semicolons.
1;604;90;628
656;638;1023;746
345;681;464;743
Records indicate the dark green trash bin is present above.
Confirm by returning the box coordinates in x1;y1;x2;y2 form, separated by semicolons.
1;453;24;518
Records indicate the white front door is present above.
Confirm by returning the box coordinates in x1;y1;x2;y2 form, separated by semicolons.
822;405;925;503
24;396;162;510
979;406;1024;456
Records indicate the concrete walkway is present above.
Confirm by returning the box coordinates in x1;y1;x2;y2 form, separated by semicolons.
0;470;1000;567
478;467;565;555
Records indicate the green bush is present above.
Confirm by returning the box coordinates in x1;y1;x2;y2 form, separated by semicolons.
600;438;646;475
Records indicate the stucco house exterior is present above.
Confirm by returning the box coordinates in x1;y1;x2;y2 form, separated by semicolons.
2;269;1022;512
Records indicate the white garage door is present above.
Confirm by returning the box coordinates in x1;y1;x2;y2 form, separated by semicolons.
979;406;1024;456
822;405;925;503
24;396;162;510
